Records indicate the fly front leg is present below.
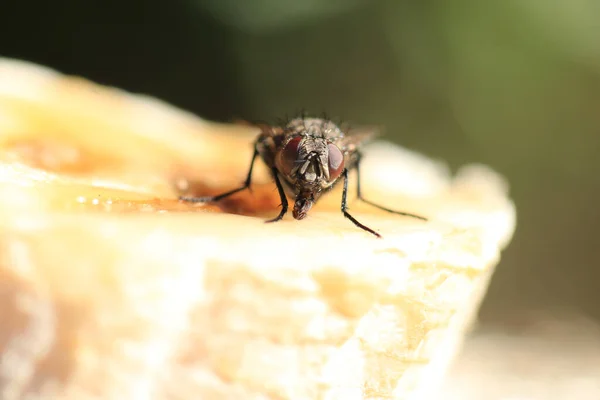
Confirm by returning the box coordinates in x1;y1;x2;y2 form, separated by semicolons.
265;167;289;223
340;168;382;238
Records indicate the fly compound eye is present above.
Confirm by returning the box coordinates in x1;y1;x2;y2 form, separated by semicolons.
277;136;302;175
327;143;345;180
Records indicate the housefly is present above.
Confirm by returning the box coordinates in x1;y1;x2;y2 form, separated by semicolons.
180;117;427;238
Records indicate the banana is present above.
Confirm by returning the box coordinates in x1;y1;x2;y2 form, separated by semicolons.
0;58;516;400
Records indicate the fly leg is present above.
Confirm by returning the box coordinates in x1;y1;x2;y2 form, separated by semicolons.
265;167;289;223
354;153;427;221
341;168;382;238
179;144;259;203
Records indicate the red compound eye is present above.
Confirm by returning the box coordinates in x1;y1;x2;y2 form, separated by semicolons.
327;144;345;180
277;136;302;175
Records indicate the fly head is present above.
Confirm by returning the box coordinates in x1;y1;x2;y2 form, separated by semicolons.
274;118;347;220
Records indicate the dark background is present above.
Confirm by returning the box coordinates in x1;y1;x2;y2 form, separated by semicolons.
2;0;599;324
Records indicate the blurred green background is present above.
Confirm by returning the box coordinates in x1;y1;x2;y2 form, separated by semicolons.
2;0;599;323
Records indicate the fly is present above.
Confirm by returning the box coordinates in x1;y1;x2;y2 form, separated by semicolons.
180;117;427;238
